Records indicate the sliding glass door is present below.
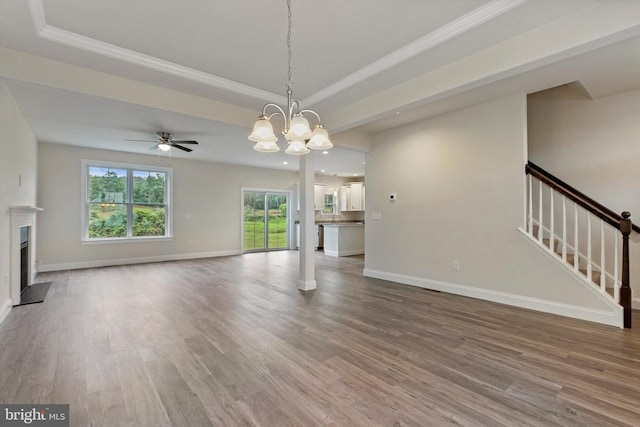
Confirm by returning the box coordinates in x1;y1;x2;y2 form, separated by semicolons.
243;191;289;252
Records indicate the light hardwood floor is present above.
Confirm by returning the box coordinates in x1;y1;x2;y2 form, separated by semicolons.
1;251;640;426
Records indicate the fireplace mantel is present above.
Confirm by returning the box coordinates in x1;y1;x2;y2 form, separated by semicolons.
10;206;44;214
10;206;43;306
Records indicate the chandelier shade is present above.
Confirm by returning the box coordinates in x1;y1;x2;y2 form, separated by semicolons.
254;140;280;153
284;115;313;140
248;117;277;143
285;139;310;155
307;125;332;150
249;0;331;155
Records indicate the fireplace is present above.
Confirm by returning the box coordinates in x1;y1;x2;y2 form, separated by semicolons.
20;227;29;295
10;206;43;306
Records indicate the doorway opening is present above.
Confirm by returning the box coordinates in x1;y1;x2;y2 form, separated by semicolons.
243;190;290;252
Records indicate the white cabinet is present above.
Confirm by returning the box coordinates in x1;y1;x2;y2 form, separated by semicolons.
350;182;364;211
314;184;325;211
323;224;364;257
339;183;365;211
297;183;326;211
339;186;350;212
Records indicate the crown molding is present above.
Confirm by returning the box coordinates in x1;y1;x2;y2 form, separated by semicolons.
26;0;527;111
26;0;287;105
26;0;46;33
301;0;528;107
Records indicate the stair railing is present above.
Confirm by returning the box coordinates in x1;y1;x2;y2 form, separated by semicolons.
525;161;637;328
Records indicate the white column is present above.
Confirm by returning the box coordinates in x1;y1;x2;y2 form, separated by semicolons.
298;153;316;291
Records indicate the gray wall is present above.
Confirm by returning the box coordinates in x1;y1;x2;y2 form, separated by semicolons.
364;94;619;325
37;142;300;270
0;81;38;312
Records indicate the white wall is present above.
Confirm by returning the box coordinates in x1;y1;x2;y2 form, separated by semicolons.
37;142;299;271
0;81;38;318
528;86;640;307
364;94;621;326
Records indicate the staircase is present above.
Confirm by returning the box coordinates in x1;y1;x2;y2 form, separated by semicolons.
525;162;637;327
533;224;611;297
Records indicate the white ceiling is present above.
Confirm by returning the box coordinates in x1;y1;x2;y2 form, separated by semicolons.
1;0;639;176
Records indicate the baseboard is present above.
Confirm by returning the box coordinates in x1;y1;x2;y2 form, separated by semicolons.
0;298;12;325
37;250;244;272
633;297;640;311
297;279;317;291
363;268;624;328
324;249;364;257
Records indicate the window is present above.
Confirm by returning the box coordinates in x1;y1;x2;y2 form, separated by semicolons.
82;160;172;241
322;192;337;216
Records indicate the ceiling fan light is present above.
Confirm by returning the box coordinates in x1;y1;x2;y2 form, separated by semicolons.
307;125;332;150
249;117;277;142
158;143;171;151
285;139;310;155
285;115;312;140
253;140;280;153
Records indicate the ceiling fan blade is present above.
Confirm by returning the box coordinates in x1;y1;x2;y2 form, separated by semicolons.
171;140;198;144
148;144;160;151
173;144;193;152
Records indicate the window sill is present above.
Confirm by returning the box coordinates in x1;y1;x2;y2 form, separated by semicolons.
81;236;173;245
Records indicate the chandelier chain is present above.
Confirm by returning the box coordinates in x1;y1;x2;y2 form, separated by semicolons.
249;0;332;154
286;0;293;90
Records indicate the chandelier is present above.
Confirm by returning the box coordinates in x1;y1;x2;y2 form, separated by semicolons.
248;0;332;155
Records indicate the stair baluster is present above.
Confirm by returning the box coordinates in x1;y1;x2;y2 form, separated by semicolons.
600;220;606;292
574;204;579;271
538;181;543;243
587;214;593;283
614;226;620;302
562;196;567;262
550;188;555;252
528;175;533;237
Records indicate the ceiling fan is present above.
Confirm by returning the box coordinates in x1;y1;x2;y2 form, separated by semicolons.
126;131;199;152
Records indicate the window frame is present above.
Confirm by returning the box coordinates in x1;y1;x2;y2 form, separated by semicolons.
320;191;337;216
81;160;173;243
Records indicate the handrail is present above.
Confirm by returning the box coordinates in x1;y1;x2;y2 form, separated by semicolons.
525;161;634;328
525;162;640;233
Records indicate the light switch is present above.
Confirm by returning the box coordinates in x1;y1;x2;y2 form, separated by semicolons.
372;212;382;220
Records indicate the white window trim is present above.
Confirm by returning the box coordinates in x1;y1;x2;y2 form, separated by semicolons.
81;159;173;243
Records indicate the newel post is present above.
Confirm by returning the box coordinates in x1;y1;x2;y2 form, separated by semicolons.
620;211;632;328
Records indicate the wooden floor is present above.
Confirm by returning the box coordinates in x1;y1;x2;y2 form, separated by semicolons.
1;251;640;426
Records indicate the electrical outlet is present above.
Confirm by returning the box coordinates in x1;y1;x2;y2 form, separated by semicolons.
452;261;460;271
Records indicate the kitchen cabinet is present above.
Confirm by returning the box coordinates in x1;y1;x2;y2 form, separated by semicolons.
314;184;325;211
297;183;326;211
350;183;364;211
323;223;364;257
339;186;350;212
339;183;365;211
